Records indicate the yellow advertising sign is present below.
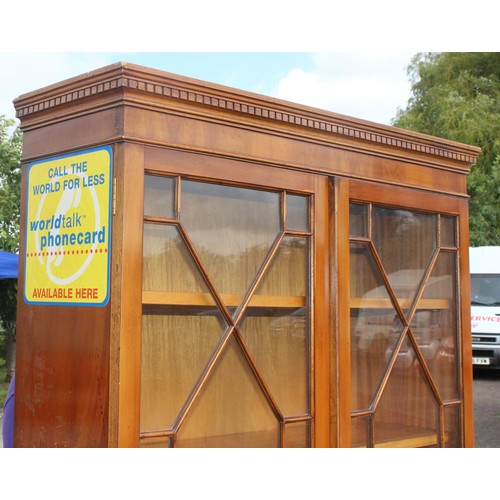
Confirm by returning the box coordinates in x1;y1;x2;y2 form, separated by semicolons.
24;146;112;306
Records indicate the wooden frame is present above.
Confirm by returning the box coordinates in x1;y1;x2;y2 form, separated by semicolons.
13;63;480;447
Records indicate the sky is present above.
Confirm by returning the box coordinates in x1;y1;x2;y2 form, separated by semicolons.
0;52;415;126
1;1;497;132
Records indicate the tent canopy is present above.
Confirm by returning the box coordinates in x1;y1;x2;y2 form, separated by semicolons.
0;250;18;279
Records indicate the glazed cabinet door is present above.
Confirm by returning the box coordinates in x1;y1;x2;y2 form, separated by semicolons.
135;151;329;447
346;180;472;447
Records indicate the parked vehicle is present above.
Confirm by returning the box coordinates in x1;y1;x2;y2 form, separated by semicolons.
470;246;500;369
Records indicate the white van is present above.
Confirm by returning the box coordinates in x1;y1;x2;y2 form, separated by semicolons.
470;246;500;369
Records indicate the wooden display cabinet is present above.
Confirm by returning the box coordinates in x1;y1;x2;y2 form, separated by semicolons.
13;62;480;447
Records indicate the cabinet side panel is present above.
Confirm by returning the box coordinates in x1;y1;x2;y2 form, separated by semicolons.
15;305;110;447
14;149;111;447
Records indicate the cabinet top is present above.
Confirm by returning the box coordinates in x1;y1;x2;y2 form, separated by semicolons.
13;61;481;167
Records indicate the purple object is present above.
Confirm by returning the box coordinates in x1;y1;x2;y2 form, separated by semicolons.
2;375;15;447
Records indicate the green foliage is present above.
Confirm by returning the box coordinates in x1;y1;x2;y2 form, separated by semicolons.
0;279;17;333
0;115;21;371
393;53;500;246
0;384;7;409
0;116;22;253
468;156;500;246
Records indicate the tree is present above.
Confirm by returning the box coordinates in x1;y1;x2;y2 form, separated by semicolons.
392;52;500;246
0;115;22;382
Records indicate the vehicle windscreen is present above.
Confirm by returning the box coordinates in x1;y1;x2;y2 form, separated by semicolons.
471;274;500;306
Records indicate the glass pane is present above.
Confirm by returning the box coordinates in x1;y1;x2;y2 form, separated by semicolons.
141;223;227;433
375;342;439;448
415;251;459;401
387;334;415;369
143;223;209;294
141;309;225;433
440;215;457;248
444;404;462;447
286;194;309;232
240;236;309;416
176;336;279;447
350;202;368;238
144;175;175;218
181;180;281;302
255;236;308;298
284;421;310;448
351;242;405;411
372;206;437;312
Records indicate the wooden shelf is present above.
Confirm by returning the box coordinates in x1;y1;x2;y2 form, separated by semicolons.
140;426;309;448
143;290;306;308
140;424;439;448
353;422;440;448
350;297;449;310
